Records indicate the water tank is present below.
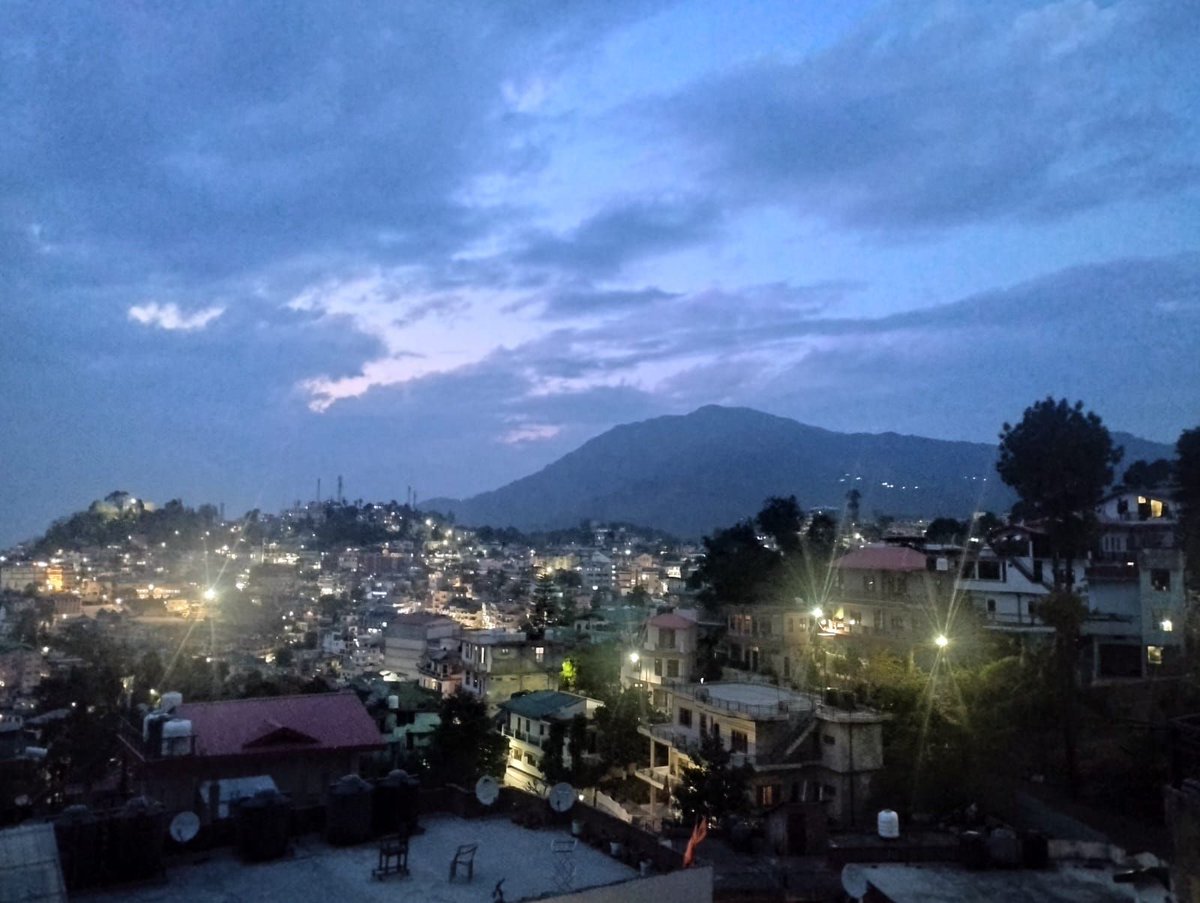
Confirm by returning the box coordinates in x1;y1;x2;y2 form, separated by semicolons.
161;719;193;756
110;797;167;882
373;769;420;836
876;809;900;839
235;789;292;861
1021;831;1049;869
987;828;1021;867
960;830;989;870
54;805;102;890
143;713;169;757
326;774;373;845
387;694;400;710
160;691;183;713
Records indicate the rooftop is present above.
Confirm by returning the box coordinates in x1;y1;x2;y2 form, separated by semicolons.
502;690;591;720
647;613;694;629
835;545;928;572
78;814;640;903
174;692;383;759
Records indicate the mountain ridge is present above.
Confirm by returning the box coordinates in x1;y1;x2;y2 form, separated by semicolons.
426;405;1173;538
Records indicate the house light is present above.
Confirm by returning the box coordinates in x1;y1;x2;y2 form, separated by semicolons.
1161;619;1173;632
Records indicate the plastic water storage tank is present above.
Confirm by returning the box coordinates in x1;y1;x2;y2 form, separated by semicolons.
235;789;293;861
110;796;167;882
159;691;183;713
326;774;374;845
877;809;900;840
54;805;102;890
161;719;193;756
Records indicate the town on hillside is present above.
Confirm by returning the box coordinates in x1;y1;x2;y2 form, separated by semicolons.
1;408;1198;902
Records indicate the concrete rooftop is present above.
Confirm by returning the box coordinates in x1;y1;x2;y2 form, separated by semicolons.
79;814;639;903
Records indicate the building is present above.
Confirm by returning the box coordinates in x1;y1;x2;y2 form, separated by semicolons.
119;692;384;819
636;681;884;828
622;611;700;707
458;629;564;712
720;604;810;685
830;544;955;640
499;689;601;794
382;612;460;680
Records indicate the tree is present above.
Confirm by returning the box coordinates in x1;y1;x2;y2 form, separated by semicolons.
672;732;752;829
1178;428;1200;590
845;489;861;527
1122;458;1173;490
996;398;1119;797
427;690;508;786
593;688;649;769
531;573;558;632
925;518;966;544
757;496;803;554
997;397;1122;590
688;521;781;610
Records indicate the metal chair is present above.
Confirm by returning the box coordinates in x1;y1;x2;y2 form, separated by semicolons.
372;833;409;880
449;842;478;881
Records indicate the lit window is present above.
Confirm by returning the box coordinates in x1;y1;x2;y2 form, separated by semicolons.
1147;646;1164;666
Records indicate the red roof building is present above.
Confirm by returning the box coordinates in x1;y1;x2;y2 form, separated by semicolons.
120;692;384;819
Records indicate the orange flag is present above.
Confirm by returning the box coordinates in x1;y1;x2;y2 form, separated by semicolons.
682;817;708;867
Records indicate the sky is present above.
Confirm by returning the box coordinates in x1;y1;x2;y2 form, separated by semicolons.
2;0;1198;546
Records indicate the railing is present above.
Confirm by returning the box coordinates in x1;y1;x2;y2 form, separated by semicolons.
502;725;543;748
676;688;817;719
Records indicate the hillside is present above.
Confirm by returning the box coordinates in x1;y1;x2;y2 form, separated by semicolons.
426;406;1173;538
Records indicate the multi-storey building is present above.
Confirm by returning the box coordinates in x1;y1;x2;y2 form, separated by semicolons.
458;629;563;713
622;611;699;708
382;613;459;681
829;544;956;641
499;690;601;795
721;605;811;685
636;681;883;828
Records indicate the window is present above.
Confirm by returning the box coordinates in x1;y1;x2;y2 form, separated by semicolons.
658;628;675;649
666;659;679;678
653;658;663;677
783;657;791;679
756;784;780;807
786;617;795;634
1032;560;1044;582
1147;645;1164;666
730;730;748;753
699;714;707;735
678;707;692;727
986;598;996;616
891;616;905;631
977;560;1002;580
511;747;522;759
822;784;837;800
862;575;876;593
525;752;537;766
1151;570;1171;592
535;646;545;663
823;733;836;746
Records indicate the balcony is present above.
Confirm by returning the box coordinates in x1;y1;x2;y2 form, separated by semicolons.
501;724;543;749
634;764;671;789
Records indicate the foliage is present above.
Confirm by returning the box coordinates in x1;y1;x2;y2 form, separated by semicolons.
427;690;508;786
593;687;649;769
542;720;568;784
997;397;1121;585
688;520;782;609
925;517;966;544
672;732;752;828
1178;427;1200;589
756;495;803;554
563;643;622;701
1121;457;1173;490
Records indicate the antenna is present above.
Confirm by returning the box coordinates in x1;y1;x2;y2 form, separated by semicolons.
169;811;201;844
317;478;321;505
475;775;500;807
548;783;576;814
337;475;343;504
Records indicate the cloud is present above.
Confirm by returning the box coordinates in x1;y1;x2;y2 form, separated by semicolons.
647;0;1200;232
127;302;225;331
498;423;563;445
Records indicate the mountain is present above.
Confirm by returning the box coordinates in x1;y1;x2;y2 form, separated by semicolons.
426;406;1175;538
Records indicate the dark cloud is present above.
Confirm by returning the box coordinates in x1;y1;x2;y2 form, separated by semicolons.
517;196;722;276
650;0;1200;231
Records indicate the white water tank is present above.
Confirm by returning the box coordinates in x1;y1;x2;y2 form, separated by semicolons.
387;695;399;711
161;719;193;756
160;692;183;713
877;809;900;839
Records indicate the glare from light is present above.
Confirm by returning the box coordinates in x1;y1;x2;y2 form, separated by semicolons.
935;634;949;649
629;651;639;664
811;607;823;620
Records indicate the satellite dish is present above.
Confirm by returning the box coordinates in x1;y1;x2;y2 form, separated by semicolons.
548;783;575;813
841;864;870;899
475;775;500;807
169;810;201;844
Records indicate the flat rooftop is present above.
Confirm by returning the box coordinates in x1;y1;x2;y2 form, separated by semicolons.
843;862;1163;903
702;683;802;706
78;814;638;903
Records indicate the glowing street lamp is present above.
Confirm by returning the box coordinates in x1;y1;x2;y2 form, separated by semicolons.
203;588;217;601
810;606;824;620
934;634;949;649
628;651;640;664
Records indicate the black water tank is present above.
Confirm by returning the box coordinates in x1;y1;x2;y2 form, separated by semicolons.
960;830;989;870
110;796;167;882
235;789;292;861
1022;830;1049;869
372;769;407;835
326;774;373;845
54;805;102;890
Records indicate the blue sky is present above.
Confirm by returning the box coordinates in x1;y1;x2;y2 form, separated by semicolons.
2;0;1198;545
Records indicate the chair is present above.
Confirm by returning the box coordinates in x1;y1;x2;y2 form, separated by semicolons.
372;833;409;880
449;842;478;881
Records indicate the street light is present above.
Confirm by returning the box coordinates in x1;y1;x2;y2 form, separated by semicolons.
628;651;639;664
934;634;949;649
